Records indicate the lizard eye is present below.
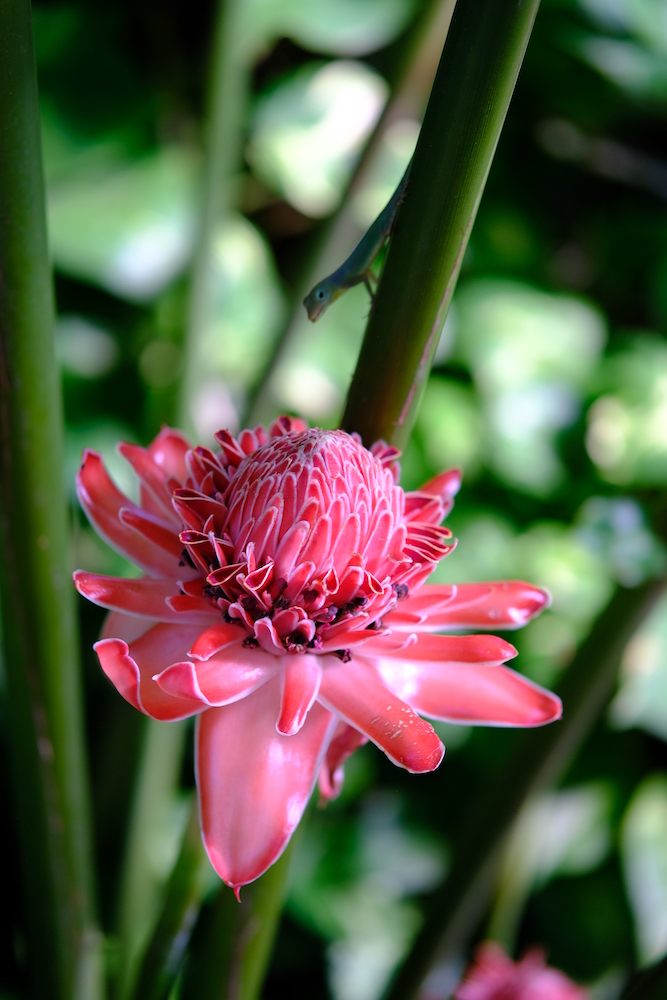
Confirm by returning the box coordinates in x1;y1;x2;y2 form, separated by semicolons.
316;289;326;300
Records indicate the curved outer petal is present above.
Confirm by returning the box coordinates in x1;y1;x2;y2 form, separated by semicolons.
73;571;219;625
101;610;155;643
94;623;205;720
189;622;246;660
317;655;444;773
363;631;518;664
148;426;191;481
319;721;368;801
155;642;277;706
376;657;562;727
196;677;336;889
386;581;550;632
277;655;322;735
76;450;184;577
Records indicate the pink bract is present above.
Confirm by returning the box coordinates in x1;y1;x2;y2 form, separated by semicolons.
454;942;588;1000
74;416;561;891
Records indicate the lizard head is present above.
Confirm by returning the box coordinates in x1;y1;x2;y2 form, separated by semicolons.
303;278;340;322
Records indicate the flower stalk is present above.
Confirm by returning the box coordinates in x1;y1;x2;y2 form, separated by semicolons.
341;0;542;449
245;0;456;428
180;840;295;1000
117;718;189;997
0;2;102;997
382;579;666;1000
127;796;210;1000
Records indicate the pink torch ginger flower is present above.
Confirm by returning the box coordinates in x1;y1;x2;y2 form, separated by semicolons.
454;943;588;1000
74;417;561;891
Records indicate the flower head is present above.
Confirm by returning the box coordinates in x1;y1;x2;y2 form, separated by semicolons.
74;417;560;890
454;943;588;1000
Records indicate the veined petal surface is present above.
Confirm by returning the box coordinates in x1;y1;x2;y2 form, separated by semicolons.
196;677;335;888
377;658;562;727
94;623;205;720
318;656;444;773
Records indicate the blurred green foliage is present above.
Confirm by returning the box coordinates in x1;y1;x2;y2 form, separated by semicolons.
3;0;667;997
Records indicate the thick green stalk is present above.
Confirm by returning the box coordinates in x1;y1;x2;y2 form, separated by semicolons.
341;0;541;448
127;797;210;1000
0;2;102;997
382;580;666;1000
180;834;297;1000
245;0;456;428
179;0;248;436
117;719;188;998
621;954;667;1000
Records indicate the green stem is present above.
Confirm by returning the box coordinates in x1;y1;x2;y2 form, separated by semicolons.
127;796;210;1000
621;954;667;1000
179;0;249;436
117;718;188;997
245;0;456;428
341;0;541;448
382;580;666;1000
180;829;298;1000
0;3;103;998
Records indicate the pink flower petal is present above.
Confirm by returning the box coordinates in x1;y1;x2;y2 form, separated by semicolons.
117;442;180;522
148;426;191;481
318;656;444;772
118;507;185;559
255;617;285;654
319;721;368;800
101;610;155;643
277;655;322;735
419;468;462;499
73;571;219;625
196;678;335;888
377;658;562;727
94;623;205;720
155;642;277;706
165;595;222;620
387;581;550;632
455;942;587;1000
189;622;246;660
76;450;184;577
363;631;518;664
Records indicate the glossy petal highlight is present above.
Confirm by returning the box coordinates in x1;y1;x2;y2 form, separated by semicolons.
377;659;562;727
318;656;444;772
196;678;335;889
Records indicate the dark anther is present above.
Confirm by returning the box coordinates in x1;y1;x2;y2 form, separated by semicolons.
180;548;195;568
241;595;258;611
243;636;259;649
393;583;409;600
366;619;383;630
334;649;352;663
353;596;368;608
274;597;290;611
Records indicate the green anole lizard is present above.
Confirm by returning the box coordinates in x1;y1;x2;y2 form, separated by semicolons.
303;166;410;322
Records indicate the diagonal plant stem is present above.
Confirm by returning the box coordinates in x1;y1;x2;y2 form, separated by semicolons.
245;0;456;428
179;833;298;1000
127;796;211;1000
116;718;189;998
341;0;542;449
382;579;666;1000
0;2;103;997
